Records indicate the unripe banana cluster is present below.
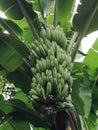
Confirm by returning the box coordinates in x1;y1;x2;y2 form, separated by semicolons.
29;25;73;113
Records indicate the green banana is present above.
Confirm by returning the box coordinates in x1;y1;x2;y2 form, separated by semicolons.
41;72;47;85
46;82;52;95
40;28;46;38
46;27;51;40
60;78;65;87
29;25;73;115
40;86;46;100
31;94;39;101
60;83;69;99
39;44;46;57
56;83;62;99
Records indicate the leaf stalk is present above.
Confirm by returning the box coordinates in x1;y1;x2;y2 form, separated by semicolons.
53;0;58;26
16;0;40;40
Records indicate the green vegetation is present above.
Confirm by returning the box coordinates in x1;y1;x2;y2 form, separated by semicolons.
0;0;98;129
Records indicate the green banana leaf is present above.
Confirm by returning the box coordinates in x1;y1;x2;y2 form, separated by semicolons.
83;38;98;129
6;64;32;94
14;18;34;44
0;98;50;128
16;0;41;37
29;0;75;33
0;0;23;20
84;38;98;75
0;65;7;76
73;0;98;34
87;113;98;130
0;32;29;72
72;63;92;118
32;0;53;15
0;120;31;130
0;18;23;37
0;97;31;130
0;0;41;38
56;0;75;32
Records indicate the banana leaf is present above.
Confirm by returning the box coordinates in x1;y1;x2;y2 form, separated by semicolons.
73;0;98;34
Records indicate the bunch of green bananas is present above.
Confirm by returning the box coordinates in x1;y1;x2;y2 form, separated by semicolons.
29;25;73;116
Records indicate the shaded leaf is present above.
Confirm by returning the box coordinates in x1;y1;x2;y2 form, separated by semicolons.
73;0;98;34
92;85;98;109
72;63;92;118
0;99;32;115
72;80;85;116
79;75;92;118
84;38;98;76
0;94;4;101
82;39;98;129
32;125;50;130
0;36;22;72
0;18;23;37
6;63;32;94
0;98;15;114
28;0;53;16
10;116;31;130
14;90;29;104
23;26;34;44
16;0;41;39
0;32;29;72
91;77;98;115
56;0;75;32
13;18;34;44
0;117;31;130
11;121;31;130
7;99;49;128
0;0;23;20
0;98;50;128
0;67;7;76
1;34;29;58
87;113;98;130
0;121;14;130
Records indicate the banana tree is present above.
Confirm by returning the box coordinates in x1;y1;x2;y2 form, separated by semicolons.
0;0;98;130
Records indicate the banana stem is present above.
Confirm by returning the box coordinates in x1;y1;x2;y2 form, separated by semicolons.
16;0;40;40
67;32;78;54
53;0;58;26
